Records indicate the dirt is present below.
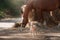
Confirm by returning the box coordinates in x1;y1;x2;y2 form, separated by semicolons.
0;27;60;40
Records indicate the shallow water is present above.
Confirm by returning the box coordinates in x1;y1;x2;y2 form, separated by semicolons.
0;22;15;29
0;18;22;29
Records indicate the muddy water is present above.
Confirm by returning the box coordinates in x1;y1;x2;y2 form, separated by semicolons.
0;28;60;40
0;18;60;40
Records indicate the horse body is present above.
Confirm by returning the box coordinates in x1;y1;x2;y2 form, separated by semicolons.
33;0;59;11
21;0;60;27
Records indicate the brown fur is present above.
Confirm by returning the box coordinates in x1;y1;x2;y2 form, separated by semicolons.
21;0;60;27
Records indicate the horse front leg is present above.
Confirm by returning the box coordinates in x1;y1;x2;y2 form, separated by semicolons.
21;5;32;28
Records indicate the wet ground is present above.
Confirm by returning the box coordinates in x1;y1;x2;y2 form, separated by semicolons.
0;27;60;40
0;18;60;40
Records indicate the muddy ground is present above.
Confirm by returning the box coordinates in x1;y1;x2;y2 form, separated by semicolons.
0;26;60;40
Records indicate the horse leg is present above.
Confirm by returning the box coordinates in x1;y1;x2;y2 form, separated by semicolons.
34;10;44;24
52;9;60;28
52;9;60;21
44;11;58;27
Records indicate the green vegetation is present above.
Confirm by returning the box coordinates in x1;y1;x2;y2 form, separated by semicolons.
0;11;5;19
0;0;25;19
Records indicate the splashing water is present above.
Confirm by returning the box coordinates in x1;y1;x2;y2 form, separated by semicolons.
29;21;41;37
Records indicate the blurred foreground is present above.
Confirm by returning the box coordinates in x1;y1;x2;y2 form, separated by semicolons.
0;18;60;40
0;26;60;40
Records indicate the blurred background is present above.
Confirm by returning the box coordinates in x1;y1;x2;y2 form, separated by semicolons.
0;0;28;28
0;0;60;40
0;0;27;19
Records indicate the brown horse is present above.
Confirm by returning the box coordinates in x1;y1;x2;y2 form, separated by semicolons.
21;5;35;21
21;0;60;27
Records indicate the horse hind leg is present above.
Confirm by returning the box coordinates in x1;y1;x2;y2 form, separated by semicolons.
49;11;58;27
43;11;58;27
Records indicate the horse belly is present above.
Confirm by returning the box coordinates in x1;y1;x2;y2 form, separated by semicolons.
34;0;59;11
